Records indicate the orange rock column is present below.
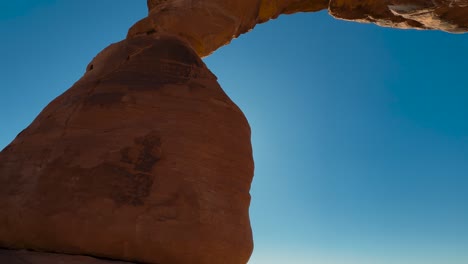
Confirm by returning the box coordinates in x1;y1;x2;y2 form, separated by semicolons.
0;35;254;264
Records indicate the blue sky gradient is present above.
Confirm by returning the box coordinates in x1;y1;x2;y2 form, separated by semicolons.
1;1;468;263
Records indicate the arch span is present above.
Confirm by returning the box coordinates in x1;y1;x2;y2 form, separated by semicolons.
129;0;468;56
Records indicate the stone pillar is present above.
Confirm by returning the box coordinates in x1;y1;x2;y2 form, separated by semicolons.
0;35;254;264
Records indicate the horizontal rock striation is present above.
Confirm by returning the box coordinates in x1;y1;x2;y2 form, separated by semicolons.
330;0;468;33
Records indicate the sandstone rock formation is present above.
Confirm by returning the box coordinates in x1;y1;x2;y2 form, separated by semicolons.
330;0;468;33
130;0;468;57
0;249;132;264
129;0;329;56
0;0;466;264
0;35;253;264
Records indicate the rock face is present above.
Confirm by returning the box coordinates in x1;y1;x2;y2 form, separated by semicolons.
0;249;133;264
0;35;253;264
329;0;468;33
129;0;329;56
130;0;467;57
1;0;466;264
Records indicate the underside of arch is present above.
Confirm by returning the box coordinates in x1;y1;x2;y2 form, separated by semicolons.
129;0;468;57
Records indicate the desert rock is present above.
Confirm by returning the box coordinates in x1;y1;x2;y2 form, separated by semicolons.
129;0;467;57
329;0;468;33
0;35;253;264
0;249;133;264
1;0;466;263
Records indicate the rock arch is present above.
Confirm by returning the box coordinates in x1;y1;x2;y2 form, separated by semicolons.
0;1;466;263
131;0;468;56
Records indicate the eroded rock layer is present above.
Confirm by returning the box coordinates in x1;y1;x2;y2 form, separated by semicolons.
0;35;253;264
329;0;468;33
0;249;133;264
130;0;467;56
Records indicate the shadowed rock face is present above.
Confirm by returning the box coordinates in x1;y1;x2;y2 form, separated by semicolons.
0;0;466;263
130;0;329;56
131;0;467;56
0;249;133;264
329;0;468;33
0;35;253;264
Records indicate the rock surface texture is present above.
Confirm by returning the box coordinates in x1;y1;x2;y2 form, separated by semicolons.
130;0;468;57
0;0;466;264
329;0;468;33
0;249;132;264
0;36;253;264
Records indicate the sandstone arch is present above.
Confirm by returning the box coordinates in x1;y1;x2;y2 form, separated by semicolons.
0;1;466;263
130;0;468;56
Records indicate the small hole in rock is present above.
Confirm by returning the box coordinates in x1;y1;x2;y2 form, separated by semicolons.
146;29;156;35
88;64;94;71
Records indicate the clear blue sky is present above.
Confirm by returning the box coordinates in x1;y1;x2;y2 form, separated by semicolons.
1;1;468;263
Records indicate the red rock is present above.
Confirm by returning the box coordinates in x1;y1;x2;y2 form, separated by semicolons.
0;35;254;264
1;1;466;263
329;0;468;33
0;249;133;264
129;0;329;56
131;0;467;57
